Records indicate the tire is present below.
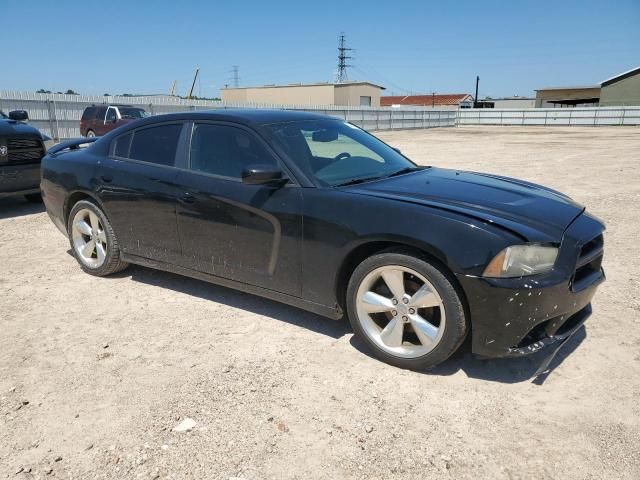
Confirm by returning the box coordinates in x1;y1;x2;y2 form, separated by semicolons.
67;199;129;276
24;193;42;203
86;130;96;138
346;249;468;370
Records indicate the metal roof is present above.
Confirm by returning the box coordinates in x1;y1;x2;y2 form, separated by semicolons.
600;66;640;87
381;94;472;106
222;81;385;90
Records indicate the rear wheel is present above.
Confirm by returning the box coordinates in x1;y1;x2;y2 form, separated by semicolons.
86;130;96;138
24;193;42;203
347;250;467;370
67;200;128;276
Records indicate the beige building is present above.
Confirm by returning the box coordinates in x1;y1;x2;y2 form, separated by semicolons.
534;86;601;107
220;81;385;107
600;66;640;106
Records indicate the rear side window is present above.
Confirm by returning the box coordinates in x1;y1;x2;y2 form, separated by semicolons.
81;107;96;121
189;123;276;178
113;132;132;158
129;124;182;166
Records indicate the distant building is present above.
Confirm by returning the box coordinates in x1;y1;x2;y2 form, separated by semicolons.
220;81;385;107
535;65;640;107
534;86;601;108
482;96;536;108
381;94;474;109
600;66;640;106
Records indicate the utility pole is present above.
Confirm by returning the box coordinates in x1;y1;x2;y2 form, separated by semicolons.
188;68;199;99
231;66;240;88
336;33;352;83
474;75;480;108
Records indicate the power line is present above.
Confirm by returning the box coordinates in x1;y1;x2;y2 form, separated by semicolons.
336;33;352;83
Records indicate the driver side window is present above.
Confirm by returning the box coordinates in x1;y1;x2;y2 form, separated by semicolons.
302;130;384;162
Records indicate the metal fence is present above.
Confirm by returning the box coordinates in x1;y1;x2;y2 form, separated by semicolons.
457;107;640;126
2;91;638;140
0;91;456;140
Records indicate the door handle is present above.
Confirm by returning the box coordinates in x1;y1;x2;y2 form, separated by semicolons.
100;175;113;183
179;193;195;204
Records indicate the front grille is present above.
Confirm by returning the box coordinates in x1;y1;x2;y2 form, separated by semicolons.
3;137;45;166
7;138;42;150
572;233;604;291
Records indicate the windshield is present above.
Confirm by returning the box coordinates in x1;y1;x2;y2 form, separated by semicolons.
118;107;148;119
268;119;417;186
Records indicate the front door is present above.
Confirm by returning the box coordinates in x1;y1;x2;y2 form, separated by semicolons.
96;122;186;264
175;122;303;296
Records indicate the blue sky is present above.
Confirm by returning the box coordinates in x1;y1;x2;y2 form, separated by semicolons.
2;0;638;98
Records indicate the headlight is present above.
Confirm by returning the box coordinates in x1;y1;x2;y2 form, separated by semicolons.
483;245;558;278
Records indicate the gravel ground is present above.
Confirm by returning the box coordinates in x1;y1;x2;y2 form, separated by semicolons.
1;126;639;479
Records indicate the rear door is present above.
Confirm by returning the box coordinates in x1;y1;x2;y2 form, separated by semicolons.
103;107;118;135
95;122;187;264
174;121;303;296
92;106;107;135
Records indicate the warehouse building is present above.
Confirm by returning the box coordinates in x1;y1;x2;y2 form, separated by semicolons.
381;93;473;109
599;66;640;106
535;65;640;107
220;81;385;107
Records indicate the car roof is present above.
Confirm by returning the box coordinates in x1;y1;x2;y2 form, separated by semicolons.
125;109;336;127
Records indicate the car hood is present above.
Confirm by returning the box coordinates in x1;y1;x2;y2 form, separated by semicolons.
345;167;584;242
0;119;42;138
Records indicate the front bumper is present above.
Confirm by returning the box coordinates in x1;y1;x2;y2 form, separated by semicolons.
458;212;605;358
0;163;41;197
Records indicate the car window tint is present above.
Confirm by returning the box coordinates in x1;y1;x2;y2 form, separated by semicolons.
106;108;117;122
81;107;95;121
190;124;276;178
303;131;383;162
113;132;132;158
129;124;182;166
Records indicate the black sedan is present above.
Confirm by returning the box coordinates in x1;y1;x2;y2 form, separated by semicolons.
41;110;605;370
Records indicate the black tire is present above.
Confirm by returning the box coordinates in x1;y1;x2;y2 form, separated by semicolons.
24;193;42;203
346;249;468;370
67;199;129;276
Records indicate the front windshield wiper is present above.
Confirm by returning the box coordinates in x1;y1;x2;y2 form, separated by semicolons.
383;166;424;178
334;175;385;187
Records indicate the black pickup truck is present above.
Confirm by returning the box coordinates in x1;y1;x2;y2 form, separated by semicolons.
0;109;51;202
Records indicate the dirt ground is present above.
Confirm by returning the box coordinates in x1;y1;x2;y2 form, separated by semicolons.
1;126;639;479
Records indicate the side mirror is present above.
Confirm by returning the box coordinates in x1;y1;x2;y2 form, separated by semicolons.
9;110;29;121
241;164;286;186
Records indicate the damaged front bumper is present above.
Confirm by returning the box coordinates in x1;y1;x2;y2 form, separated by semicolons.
456;212;605;359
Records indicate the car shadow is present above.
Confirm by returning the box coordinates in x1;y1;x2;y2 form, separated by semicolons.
122;265;351;340
97;261;586;384
350;326;587;385
0;197;45;219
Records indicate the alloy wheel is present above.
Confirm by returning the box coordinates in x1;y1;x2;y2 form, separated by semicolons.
355;265;446;358
71;208;107;268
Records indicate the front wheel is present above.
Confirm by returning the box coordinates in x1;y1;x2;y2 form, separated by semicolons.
346;250;468;370
67;199;129;276
86;130;96;138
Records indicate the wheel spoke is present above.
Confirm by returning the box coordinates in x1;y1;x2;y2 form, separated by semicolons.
381;269;406;300
361;291;394;313
409;284;440;309
97;229;107;244
88;212;100;231
75;220;92;236
81;239;96;258
379;317;404;347
96;242;106;263
409;314;438;347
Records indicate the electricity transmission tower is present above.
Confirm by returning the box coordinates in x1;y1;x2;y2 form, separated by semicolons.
230;66;240;87
336;33;352;83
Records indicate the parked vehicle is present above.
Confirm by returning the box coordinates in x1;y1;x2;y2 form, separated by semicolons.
41;110;605;370
1;109;52;202
80;104;148;137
